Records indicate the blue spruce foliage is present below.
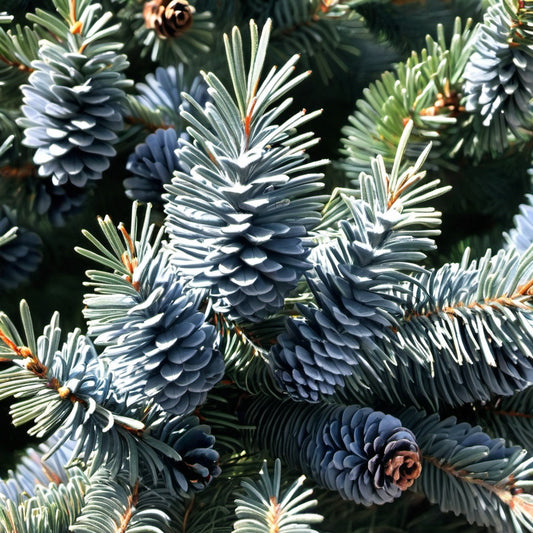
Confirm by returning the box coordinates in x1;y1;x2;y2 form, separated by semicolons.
163;23;327;323
402;408;533;531
0;435;75;503
333;248;533;410
50;330;112;406
506;193;533;254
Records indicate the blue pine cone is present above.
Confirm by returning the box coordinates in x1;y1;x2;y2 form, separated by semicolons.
87;250;224;416
463;1;533;132
308;405;421;505
135;64;208;129
269;305;356;403
18;40;130;187
147;414;221;493
0;206;42;291
247;398;421;506
269;207;407;402
33;180;87;227
124;127;184;204
165;146;324;322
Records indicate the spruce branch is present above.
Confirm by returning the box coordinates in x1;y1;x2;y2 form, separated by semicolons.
165;18;328;323
270;123;449;402
1;461;183;533
246;0;363;83
338;245;533;409
319;119;449;236
70;469;181;533
0;466;89;533
0;301;221;493
477;386;533;453
403;408;533;532
340;17;475;178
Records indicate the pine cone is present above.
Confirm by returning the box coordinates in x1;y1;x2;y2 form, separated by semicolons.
33;180;87;227
147;415;221;492
143;0;195;39
124;127;183;204
18;41;130;187
247;398;422;506
0;206;42;291
165;145;324;323
306;405;421;505
463;1;533;131
86;250;225;416
135;65;209;129
269;208;405;402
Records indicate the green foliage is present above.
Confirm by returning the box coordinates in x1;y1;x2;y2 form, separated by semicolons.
245;0;363;83
0;14;39;106
340;17;476;178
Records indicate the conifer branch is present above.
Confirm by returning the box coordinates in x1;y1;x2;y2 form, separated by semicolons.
404;408;533;532
1;3;533;531
165;18;328;323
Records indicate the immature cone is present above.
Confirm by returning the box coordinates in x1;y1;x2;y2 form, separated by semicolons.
143;0;195;38
247;398;422;506
306;406;422;504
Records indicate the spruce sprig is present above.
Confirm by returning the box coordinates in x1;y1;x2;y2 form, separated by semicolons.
165;19;328;322
404;408;533;532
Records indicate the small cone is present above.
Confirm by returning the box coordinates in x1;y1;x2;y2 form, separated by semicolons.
143;0;195;39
